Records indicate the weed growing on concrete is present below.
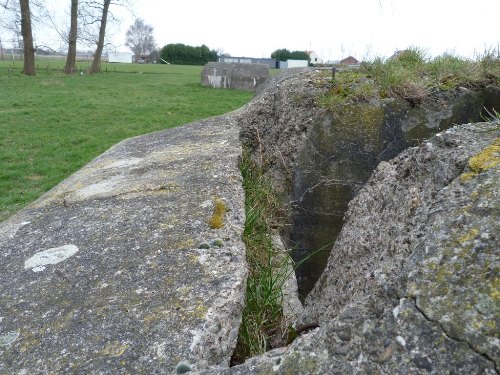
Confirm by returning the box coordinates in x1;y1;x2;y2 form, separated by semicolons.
231;150;292;365
318;47;500;111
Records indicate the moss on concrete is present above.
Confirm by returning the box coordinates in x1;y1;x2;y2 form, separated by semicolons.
461;138;499;183
208;198;227;229
467;138;500;173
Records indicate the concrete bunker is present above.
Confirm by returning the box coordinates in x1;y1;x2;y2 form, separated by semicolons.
237;69;500;298
202;62;270;91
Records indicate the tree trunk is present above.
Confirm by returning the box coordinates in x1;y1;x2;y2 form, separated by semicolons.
19;0;35;75
64;0;78;74
89;0;110;74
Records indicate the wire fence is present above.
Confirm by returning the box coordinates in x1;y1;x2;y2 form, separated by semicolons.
0;52;109;77
0;52;98;62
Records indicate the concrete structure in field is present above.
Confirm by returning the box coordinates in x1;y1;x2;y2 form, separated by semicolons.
0;113;248;374
218;56;277;69
202;62;270;91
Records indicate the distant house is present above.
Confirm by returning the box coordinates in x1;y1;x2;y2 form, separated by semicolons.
340;56;359;65
307;51;323;65
218;56;277;69
108;52;133;63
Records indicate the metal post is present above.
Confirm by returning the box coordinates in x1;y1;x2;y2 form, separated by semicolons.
332;67;336;79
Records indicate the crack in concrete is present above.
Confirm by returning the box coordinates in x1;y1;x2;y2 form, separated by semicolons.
292;178;364;206
410;296;498;373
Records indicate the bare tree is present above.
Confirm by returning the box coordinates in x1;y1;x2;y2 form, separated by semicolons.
19;0;35;75
64;0;78;73
88;0;110;73
81;0;129;73
126;18;155;58
1;0;22;54
1;0;45;66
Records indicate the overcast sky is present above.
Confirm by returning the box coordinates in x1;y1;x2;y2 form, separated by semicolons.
5;0;500;61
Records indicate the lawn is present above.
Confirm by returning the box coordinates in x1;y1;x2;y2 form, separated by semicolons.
0;62;253;221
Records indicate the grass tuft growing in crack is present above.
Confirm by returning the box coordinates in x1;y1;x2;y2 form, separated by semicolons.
318;47;500;111
230;150;292;365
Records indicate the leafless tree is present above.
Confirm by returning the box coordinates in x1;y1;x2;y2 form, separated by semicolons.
1;1;23;51
125;18;155;57
76;0;130;73
1;0;45;69
19;0;35;75
88;0;110;73
64;0;78;73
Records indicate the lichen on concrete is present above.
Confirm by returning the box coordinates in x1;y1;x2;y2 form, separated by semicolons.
238;68;500;297
202;121;499;374
0;113;248;373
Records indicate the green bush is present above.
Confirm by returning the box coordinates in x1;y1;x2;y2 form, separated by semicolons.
160;43;218;65
271;48;309;62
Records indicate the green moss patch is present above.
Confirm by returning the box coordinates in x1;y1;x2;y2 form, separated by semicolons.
208;198;227;229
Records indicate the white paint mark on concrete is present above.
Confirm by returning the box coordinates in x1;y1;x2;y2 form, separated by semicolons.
75;176;122;199
200;200;212;208
392;305;401;319
24;244;79;272
0;331;20;346
392;298;406;319
189;329;202;352
153;341;167;359
102;158;143;170
396;335;406;347
206;67;223;88
0;221;30;240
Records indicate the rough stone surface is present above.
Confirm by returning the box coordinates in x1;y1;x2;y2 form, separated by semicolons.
238;68;500;295
0;113;247;374
201;122;499;374
271;235;303;324
201;62;270;91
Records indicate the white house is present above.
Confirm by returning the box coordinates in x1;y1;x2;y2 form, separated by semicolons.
307;51;323;65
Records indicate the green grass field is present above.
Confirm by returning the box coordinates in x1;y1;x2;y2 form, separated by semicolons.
0;62;253;221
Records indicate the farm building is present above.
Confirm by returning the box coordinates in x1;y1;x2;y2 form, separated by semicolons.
340;56;359;65
108;52;133;63
218;56;277;69
286;59;309;68
218;55;310;69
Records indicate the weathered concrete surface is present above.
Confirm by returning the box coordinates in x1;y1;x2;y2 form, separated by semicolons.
0;114;247;373
202;122;499;374
202;62;269;91
238;68;500;296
